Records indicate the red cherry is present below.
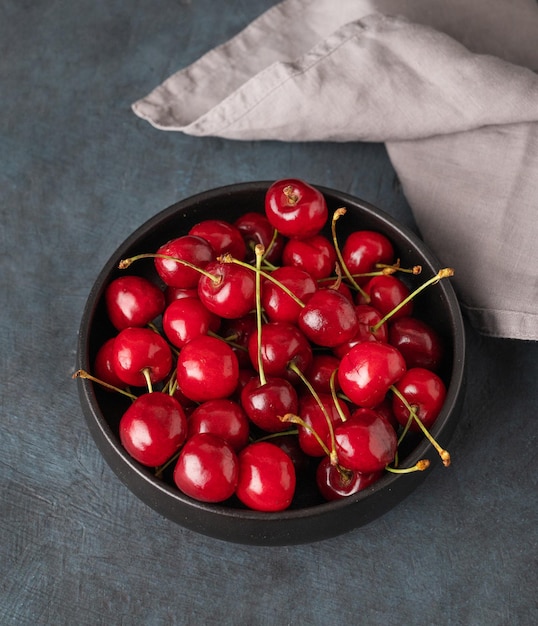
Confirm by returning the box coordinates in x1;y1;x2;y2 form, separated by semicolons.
341;230;394;284
261;265;317;324
234;211;285;265
162;297;219;348
189;219;247;261
333;408;397;473
316;457;382;501
333;304;388;359
389;317;444;372
265;178;328;239
219;314;257;368
94;337;126;389
247;322;313;383
282;234;337;280
112;327;173;387
236;442;296;511
119;392;187;466
188;399;250;452
358;274;413;320
271;434;311;475
338;342;406;408
305;354;341;394
164;286;199;305
392;367;447;432
240;376;298;433
176;335;239;402
296;393;349;457
105;275;165;330
197;261;256;320
298;289;359;348
154;235;215;288
173;433;239;503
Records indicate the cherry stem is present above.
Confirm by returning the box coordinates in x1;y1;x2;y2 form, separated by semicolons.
385;459;431;474
154;449;181;479
390;385;451;467
375;261;422;275
254;244;267;386
253;428;299;443
118;253;221;285
72;370;137;400
219;253;305;308
280;413;334;460
371;267;455;332
288;361;338;465
331;208;369;301
329;369;347;422
142;368;153;393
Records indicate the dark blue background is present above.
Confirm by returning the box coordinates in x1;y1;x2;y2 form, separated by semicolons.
1;1;536;624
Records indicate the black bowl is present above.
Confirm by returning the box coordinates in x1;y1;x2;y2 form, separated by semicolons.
76;181;465;545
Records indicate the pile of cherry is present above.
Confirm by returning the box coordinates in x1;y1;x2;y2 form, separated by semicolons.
75;178;454;513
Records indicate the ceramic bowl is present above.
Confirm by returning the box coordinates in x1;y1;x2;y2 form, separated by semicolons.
76;181;465;545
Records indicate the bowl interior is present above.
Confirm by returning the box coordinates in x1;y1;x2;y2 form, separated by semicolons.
77;181;465;545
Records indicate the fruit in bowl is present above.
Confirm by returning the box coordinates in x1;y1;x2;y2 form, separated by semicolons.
75;179;465;545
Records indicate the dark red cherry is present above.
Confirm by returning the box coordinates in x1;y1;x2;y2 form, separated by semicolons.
197;261;256;319
234;211;285;264
265;178;328;239
189;219;247;261
392;367;447;432
282;234;337;280
112;327;173;387
357;274;412;320
240;376;298;433
94;337;126;389
247;322;313;383
271;434;311;474
316;457;382;501
296;393;349;457
341;230;394;284
333;408;397;473
105;275;165;330
154;235;215;288
173;433;239;503
176;335;239;402
164;286;199;305
219;314;257;368
305;354;341;394
333;304;388;358
389;317;444;372
298;289;359;347
338;342;406;408
261;265;317;324
162;297;219;348
188;398;250;452
119;392;187;466
236;442;296;511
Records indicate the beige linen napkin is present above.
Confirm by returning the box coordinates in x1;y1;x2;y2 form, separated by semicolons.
132;0;538;340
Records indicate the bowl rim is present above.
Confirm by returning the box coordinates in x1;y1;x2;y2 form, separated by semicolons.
76;181;466;528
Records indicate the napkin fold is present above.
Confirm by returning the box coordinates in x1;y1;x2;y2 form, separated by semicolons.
132;0;538;340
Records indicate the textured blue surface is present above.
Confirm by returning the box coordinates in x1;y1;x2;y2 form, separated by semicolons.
1;1;537;624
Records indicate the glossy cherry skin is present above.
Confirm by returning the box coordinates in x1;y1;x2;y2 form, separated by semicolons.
357;274;413;320
197;261;256;320
247;322;313;383
236;442;296;512
333;304;389;358
94;337;126;389
265;178;328;239
188;399;250;452
305;354;341;394
189;219;247;261
282;234;337;280
261;265;317;324
341;230;395;284
162;297;219;348
164;286;199;305
298;289;359;348
296;393;349;457
176;335;239;402
338;342;406;408
333;408;397;473
119;392;187;467
154;235;215;288
105;275;165;331
389;316;444;372
316;457;382;501
392;367;447;432
173;433;239;503
233;211;285;265
112;327;173;387
240;376;298;433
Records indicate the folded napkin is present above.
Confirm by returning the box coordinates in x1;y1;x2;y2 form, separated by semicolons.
132;0;538;341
